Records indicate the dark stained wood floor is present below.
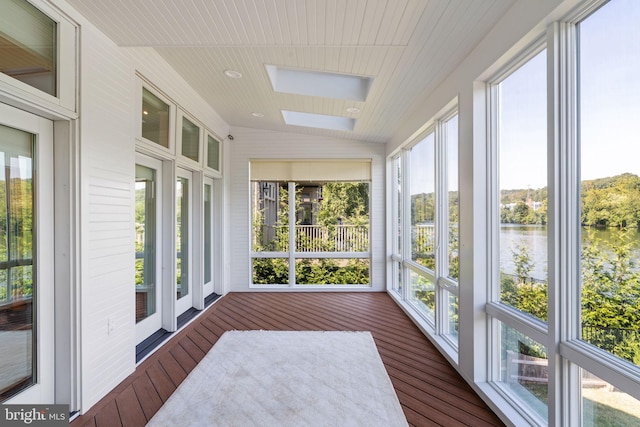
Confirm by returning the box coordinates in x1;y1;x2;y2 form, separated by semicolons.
71;292;505;426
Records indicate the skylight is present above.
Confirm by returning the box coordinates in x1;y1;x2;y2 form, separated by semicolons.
281;110;356;131
266;65;373;101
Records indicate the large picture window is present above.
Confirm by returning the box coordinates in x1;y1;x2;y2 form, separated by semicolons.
496;48;548;323
480;1;640;423
389;108;459;349
578;0;640;368
487;43;550;422
250;160;371;287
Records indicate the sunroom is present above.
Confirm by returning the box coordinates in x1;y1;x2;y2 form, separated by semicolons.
1;0;640;426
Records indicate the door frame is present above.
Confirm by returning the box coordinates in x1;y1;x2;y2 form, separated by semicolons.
0;103;54;404
135;154;164;345
175;168;194;316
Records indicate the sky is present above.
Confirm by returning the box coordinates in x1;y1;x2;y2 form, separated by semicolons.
500;0;640;190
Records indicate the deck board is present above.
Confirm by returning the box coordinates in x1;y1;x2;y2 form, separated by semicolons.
115;385;147;427
131;375;164;421
71;292;505;427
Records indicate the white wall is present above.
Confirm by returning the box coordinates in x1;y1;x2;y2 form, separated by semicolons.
77;16;135;411
228;126;386;291
50;0;230;411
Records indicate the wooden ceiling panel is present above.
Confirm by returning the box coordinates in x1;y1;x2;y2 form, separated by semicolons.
67;0;515;142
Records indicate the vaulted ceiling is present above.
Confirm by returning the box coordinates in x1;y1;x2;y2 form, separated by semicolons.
66;0;515;143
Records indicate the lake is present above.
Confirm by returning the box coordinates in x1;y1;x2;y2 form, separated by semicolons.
500;224;640;280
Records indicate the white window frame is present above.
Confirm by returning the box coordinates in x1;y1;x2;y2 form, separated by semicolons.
204;131;222;177
387;103;460;361
136;79;176;157
485;37;550;427
389;154;403;296
482;2;640;424
250;177;372;289
0;0;77;115
176;109;203;169
555;1;640;423
135;78;224;335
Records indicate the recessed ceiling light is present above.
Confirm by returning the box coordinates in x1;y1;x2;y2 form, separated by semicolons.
224;69;242;78
346;107;361;114
251;112;264;118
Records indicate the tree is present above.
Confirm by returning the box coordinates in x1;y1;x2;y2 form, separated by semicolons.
316;182;369;227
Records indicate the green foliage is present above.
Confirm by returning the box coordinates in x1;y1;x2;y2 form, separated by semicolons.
316;182;369;227
500;200;548;225
502;231;640;365
501;243;548;321
411;193;435;225
580;230;640;363
412;275;435;314
252;258;289;284
0;178;34;301
253;182;370;285
581;173;640;229
296;258;369;285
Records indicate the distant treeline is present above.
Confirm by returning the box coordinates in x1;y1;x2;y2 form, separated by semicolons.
412;173;640;228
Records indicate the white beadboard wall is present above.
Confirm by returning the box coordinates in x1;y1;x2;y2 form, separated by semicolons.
56;0;231;411
228;126;386;291
78;18;136;411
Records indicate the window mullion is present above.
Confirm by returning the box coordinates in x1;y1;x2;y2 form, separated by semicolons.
548;19;580;427
401;148;411;302
435;120;448;336
288;182;296;287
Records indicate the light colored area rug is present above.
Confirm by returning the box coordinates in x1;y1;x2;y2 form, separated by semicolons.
148;330;408;426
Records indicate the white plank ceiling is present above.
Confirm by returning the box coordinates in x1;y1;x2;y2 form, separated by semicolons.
66;0;515;143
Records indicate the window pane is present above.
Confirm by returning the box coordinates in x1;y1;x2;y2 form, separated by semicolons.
498;49;548;322
0;124;35;399
181;117;200;162
446;291;458;340
252;258;288;285
498;322;548;420
394;156;402;255
0;0;56;96
135;165;156;323
252;182;288;252
409;269;434;322
295;182;369;253
578;0;640;367
295;258;369;285
176;177;188;299
447;115;459;280
410;133;435;269
207;135;220;171
395;261;402;293
204;183;212;284
142;88;170;148
581;367;640;426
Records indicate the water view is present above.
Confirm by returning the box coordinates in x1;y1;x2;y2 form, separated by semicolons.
500;225;640;281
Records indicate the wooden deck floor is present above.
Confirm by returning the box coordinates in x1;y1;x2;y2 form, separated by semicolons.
71;292;505;426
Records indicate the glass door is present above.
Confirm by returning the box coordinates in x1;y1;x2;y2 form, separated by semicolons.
0;103;54;404
175;168;193;315
135;154;163;344
203;177;215;297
